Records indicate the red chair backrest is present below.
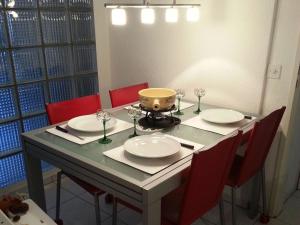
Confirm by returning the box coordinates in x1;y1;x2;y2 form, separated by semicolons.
109;82;149;108
235;107;286;186
46;94;101;125
178;131;243;225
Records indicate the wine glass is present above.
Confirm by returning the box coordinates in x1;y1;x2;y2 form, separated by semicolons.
174;89;185;115
96;110;112;144
128;106;142;138
194;88;206;114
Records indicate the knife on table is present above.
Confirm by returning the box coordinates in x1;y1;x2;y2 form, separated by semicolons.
55;126;85;141
180;142;195;150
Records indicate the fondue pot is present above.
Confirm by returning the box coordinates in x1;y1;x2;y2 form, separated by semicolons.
139;88;176;111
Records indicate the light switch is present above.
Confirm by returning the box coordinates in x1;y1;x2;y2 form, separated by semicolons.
268;64;282;79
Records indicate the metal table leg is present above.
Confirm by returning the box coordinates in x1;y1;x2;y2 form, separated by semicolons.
143;200;161;225
23;143;46;212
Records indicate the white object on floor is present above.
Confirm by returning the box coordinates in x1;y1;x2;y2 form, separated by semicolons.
0;199;56;225
124;134;181;158
103;135;204;175
182;115;256;136
68;114;117;132
200;108;245;124
0;210;14;225
46;119;133;145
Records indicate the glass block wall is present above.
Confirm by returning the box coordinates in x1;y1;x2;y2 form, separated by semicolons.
0;0;99;188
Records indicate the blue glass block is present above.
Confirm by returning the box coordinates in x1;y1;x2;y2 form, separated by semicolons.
12;48;45;83
41;11;70;44
23;114;48;132
0;51;14;86
49;78;74;102
75;74;98;97
69;0;91;8
7;10;41;47
73;45;97;74
45;46;73;78
71;12;94;43
5;0;37;8
0;154;25;188
0;12;8;48
39;0;67;7
0;121;21;153
18;83;46;116
0;88;18;121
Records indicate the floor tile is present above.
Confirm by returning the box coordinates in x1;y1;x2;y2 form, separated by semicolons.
254;218;291;225
44;182;75;210
47;197;111;225
61;177;87;196
78;192;125;215
277;196;300;225
117;207;142;225
293;190;300;199
202;201;257;225
101;217;128;225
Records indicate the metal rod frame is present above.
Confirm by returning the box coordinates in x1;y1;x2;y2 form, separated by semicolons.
104;3;201;8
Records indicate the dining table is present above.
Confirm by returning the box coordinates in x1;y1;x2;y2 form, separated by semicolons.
21;102;261;225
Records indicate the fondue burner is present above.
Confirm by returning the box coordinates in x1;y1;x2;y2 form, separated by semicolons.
138;105;181;129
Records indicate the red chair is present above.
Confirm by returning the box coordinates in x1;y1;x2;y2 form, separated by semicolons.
46;95;105;225
109;82;149;108
227;107;286;225
113;131;243;225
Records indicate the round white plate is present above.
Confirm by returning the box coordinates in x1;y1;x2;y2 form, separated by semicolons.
67;115;117;132
124;134;180;158
200;108;244;124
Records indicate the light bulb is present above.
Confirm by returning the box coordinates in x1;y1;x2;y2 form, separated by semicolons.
141;8;155;24
111;8;127;26
165;8;178;23
186;7;200;22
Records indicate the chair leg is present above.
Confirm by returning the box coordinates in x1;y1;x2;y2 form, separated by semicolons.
94;193;101;225
55;171;62;223
260;167;270;224
231;187;237;225
219;197;226;225
112;197;117;225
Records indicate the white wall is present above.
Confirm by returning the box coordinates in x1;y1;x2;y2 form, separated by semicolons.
262;0;300;216
93;0;300;216
108;0;275;114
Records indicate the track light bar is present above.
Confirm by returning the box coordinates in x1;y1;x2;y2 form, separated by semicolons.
104;3;201;8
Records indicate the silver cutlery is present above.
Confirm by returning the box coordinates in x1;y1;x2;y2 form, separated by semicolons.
55;126;85;141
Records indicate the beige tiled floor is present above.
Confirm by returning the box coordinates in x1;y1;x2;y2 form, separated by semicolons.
22;178;300;225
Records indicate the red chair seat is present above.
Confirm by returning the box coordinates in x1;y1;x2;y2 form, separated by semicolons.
109;82;149;108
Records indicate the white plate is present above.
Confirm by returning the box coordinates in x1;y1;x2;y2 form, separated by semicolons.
67;114;117;132
124;134;181;158
200;108;244;124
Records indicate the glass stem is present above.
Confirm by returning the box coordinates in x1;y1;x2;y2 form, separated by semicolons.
103;120;106;139
198;96;201;111
178;98;181;112
133;118;137;135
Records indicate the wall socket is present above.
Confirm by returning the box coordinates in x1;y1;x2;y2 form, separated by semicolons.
268;64;282;79
0;210;14;225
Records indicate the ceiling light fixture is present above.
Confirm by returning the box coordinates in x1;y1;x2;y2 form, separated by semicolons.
186;7;200;22
104;1;200;9
111;7;127;26
105;1;200;25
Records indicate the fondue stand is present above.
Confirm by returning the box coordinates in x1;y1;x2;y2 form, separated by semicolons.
138;104;181;129
138;88;181;129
